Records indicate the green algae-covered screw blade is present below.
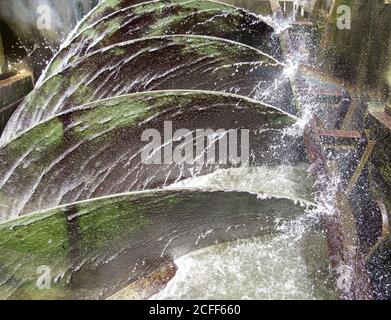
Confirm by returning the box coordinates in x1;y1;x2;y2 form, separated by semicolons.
2;35;294;143
0;188;306;300
0;90;298;220
70;0;273;38
43;0;281;79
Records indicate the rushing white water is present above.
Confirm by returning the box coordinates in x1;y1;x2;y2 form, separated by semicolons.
151;213;336;300
149;166;336;300
169;164;314;206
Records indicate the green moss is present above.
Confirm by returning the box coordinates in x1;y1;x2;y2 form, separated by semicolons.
42;0;279;83
0;210;70;299
70;89;292;140
176;36;242;63
131;0;229;15
132;1;167;15
6;118;64;158
0;187;308;299
72;85;94;106
91;17;122;41
5;90;295;155
0;191;150;299
72;99;151;139
0;90;295;221
0;190;186;299
78;0;125;30
145;7;239;37
76;198;152;256
185;0;230;11
110;46;126;57
380;165;391;184
21;34;282;137
45;59;63;79
146;14;191;37
24;76;62;114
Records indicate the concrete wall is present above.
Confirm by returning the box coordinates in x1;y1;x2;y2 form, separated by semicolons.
0;0;100;42
314;0;391;99
0;32;6;74
0;0;100;78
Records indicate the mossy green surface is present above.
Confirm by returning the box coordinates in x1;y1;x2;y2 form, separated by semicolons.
328;0;353;21
43;0;277;79
6;118;64;156
0;188;306;299
2;119;65;183
0;90;295;219
4;35;285;142
315;1;391;99
76;0;240;32
76;197;152;257
0;191;164;299
0;210;70;299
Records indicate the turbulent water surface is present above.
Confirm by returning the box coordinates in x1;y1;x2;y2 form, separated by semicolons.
152;218;335;300
171;164;314;204
148;166;337;300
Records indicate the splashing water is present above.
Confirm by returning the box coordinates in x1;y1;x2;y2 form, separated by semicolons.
147;9;346;292
149;166;337;300
170;164;315;207
258;14;292;35
152;213;336;300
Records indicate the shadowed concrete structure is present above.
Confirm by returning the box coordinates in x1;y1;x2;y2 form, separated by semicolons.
0;74;33;133
0;32;6;75
0;29;33;135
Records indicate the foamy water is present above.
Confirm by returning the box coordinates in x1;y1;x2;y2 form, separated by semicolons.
152;214;336;300
172;165;312;199
149;166;336;300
